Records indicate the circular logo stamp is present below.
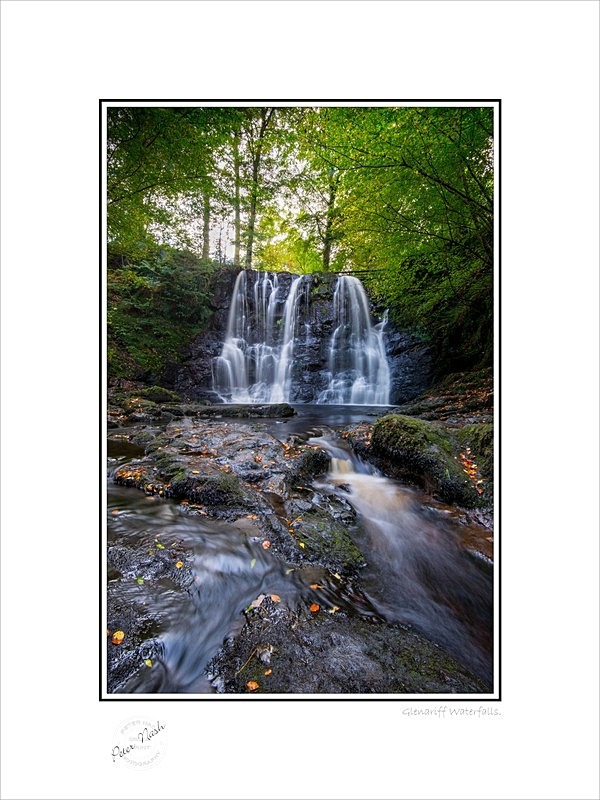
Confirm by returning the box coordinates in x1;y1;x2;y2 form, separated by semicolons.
111;718;167;769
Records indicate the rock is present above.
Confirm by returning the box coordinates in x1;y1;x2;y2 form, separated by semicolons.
171;268;434;404
370;414;488;508
209;603;490;694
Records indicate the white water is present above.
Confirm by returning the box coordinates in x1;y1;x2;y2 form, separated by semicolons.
316;276;390;405
212;270;308;403
212;270;391;405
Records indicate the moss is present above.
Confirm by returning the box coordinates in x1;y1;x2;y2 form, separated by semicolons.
457;423;493;479
295;510;365;574
137;385;181;403
170;470;245;507
371;414;481;507
287;447;331;486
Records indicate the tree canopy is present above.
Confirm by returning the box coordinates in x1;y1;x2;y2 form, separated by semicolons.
106;104;495;374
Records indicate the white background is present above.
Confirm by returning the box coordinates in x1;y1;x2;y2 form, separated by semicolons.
1;2;598;799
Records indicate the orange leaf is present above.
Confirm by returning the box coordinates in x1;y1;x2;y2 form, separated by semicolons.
309;603;320;613
262;540;271;549
112;630;125;645
270;594;280;603
246;681;259;691
111;510;119;515
310;583;323;589
264;669;272;676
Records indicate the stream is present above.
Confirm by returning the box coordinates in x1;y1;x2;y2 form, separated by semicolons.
107;406;493;693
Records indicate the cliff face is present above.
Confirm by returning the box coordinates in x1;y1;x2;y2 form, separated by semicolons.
168;269;433;405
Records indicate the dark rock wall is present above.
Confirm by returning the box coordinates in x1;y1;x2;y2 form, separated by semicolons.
169;269;433;405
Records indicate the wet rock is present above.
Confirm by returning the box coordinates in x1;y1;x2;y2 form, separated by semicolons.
209;602;490;694
370;415;487;508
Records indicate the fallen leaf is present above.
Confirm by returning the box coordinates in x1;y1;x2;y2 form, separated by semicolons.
310;583;323;589
270;594;281;603
328;605;340;614
249;594;266;609
175;561;183;568
264;669;272;676
112;630;125;645
155;542;165;550
262;540;271;550
246;514;258;520
191;470;200;474
250;558;257;569
144;659;153;668
285;568;295;575
136;577;144;585
111;509;120;515
246;681;259;691
298;542;306;549
309;603;320;613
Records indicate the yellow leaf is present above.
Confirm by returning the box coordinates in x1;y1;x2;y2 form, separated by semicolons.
112;630;125;645
175;561;183;568
144;659;153;667
328;606;340;614
191;470;200;474
299;542;305;548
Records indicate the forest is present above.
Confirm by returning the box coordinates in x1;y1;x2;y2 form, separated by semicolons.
105;103;496;697
106;105;494;382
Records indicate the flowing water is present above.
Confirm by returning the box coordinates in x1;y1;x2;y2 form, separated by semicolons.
311;434;493;685
316;276;390;405
212;270;309;403
212;270;391;405
107;410;493;693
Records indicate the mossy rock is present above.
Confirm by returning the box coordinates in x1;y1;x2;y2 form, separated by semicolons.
170;471;245;508
137;385;181;404
371;414;481;507
457;423;493;479
293;509;365;574
287;447;331;487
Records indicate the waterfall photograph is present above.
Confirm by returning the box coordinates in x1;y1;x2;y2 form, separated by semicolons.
104;102;497;698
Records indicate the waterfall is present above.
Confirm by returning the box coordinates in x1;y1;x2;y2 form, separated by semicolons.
316;275;390;405
212;270;391;405
212;270;308;403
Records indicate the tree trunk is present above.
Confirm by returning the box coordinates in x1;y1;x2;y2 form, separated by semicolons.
233;132;241;267
322;173;339;271
244;108;274;270
201;193;211;261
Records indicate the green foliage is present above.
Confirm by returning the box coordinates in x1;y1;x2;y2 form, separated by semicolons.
106;104;495;372
107;246;214;381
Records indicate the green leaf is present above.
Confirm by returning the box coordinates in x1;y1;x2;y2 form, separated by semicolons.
250;558;257;569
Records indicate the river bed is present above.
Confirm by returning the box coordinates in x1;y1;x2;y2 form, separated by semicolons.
106;405;494;695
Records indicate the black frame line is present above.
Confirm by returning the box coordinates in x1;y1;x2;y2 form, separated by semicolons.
99;98;501;702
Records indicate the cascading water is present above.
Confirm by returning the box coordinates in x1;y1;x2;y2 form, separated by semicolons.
212;270;391;405
212;270;308;403
317;276;390;405
311;434;493;685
